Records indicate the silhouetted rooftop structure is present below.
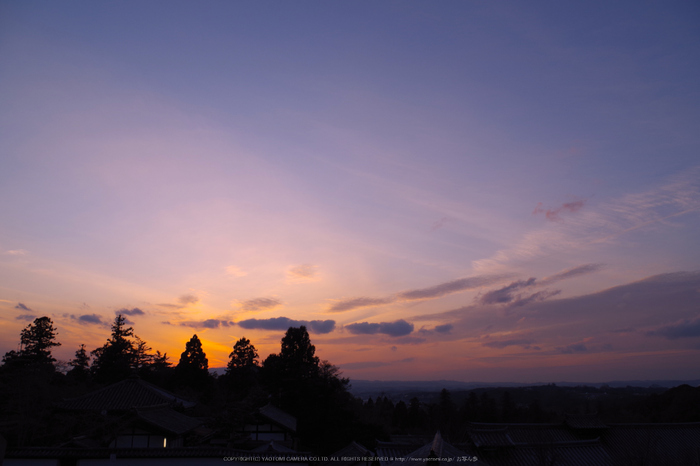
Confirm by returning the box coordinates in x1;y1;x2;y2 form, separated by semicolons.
134;404;202;436
564;413;610;430
57;375;195;412
465;419;700;466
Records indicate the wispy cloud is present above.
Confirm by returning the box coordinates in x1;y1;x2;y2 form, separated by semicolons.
16;314;36;321
533;200;586;222
179;294;199;305
329;275;507;312
225;265;247;277
236;316;335;334
475;168;700;272
398;275;507;301
287;264;318;281
431;216;452;231
478;278;536;305
180;319;233;329
556;343;588;354
510;289;561;308
345;319;414;337
157;294;199;309
241;297;281;311
329;297;394;312
15;303;32;312
539;264;605;285
482;338;535;349
4;249;28;256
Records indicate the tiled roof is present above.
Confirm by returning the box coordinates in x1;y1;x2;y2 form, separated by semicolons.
375;442;418;466
135;405;202;435
252;440;298;453
57;377;195;411
469;422;581;446
564;413;609;429
259;404;297;432
380;432;486;466
477;439;614;466
602;422;700;465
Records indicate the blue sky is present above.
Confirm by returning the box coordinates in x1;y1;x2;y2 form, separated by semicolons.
1;1;699;382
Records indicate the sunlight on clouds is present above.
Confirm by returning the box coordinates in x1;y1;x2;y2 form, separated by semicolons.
4;249;28;256
473;168;700;278
287;264;319;282
225;265;248;277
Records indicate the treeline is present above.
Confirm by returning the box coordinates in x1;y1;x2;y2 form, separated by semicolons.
358;383;700;443
0;315;383;453
2;316;698;453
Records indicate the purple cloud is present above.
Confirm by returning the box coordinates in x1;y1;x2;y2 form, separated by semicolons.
646;315;700;339
556;343;588;354
329;296;394;312
345;319;414;337
482;338;534;349
533;199;586;221
539;264;604;285
78;314;103;325
117;307;145;316
479;278;536;305
435;324;453;334
236;316;335;334
16;314;36;321
241;297;281;311
180;319;233;329
399;275;506;301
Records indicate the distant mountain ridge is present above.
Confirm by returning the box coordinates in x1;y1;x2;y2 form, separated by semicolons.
347;379;700;398
206;368;700;394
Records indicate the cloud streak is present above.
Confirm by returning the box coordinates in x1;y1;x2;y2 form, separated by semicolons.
533;200;586;222
241;297;281;311
475;168;700;273
288;264;318;281
539;264;605;286
329;274;507;312
329;297;394;312
482;338;535;349
180;319;233;329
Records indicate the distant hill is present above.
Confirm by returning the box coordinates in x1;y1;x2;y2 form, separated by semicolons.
206;369;700;398
347;379;700;400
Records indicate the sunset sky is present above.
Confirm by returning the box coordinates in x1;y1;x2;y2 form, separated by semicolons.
1;1;699;383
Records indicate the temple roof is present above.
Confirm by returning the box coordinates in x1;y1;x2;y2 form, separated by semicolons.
135;405;202;435
57;376;195;411
259;404;297;432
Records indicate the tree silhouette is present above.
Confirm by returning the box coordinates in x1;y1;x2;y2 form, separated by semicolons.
91;314;135;383
178;334;208;371
21;317;61;363
1;317;60;373
176;334;209;387
226;337;258;373
279;326;319;379
67;344;90;380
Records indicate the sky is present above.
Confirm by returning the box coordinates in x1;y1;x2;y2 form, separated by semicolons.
1;1;699;383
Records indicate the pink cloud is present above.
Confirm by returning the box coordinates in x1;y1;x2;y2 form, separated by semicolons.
533;199;586;221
